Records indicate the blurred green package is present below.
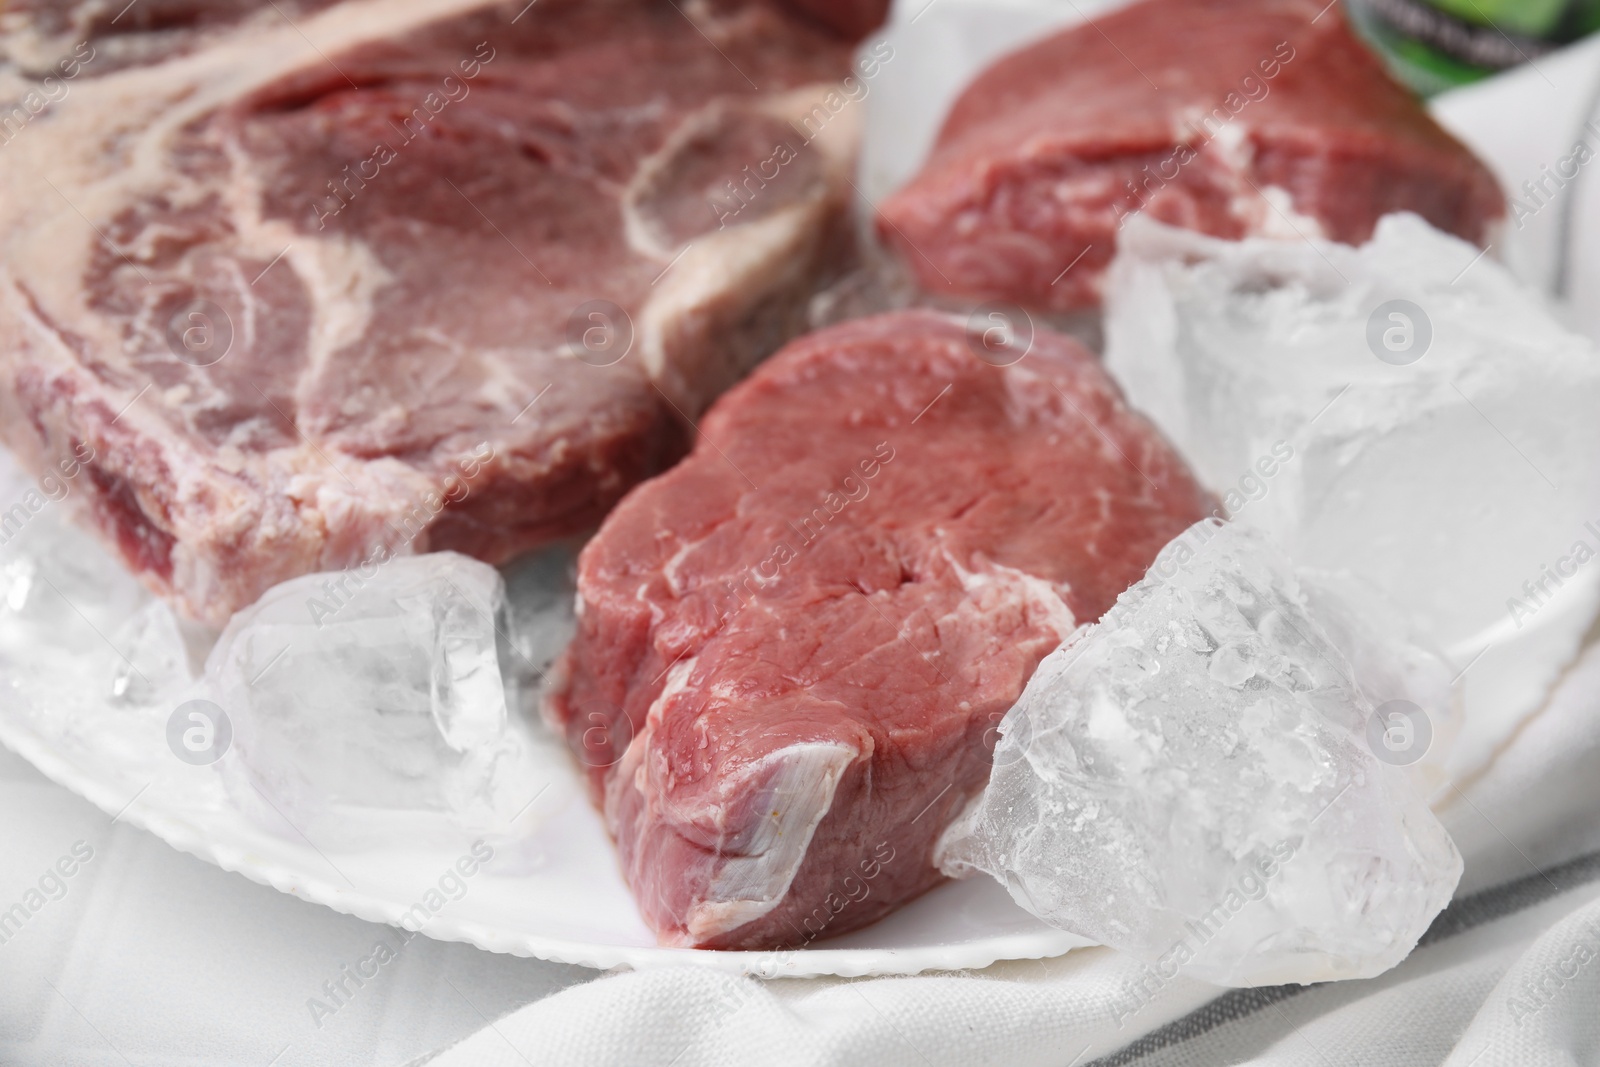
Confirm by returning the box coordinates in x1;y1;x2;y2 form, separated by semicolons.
1346;0;1600;94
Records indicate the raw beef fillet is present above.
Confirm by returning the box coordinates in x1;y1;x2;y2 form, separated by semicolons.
0;0;858;627
877;0;1505;311
549;309;1214;949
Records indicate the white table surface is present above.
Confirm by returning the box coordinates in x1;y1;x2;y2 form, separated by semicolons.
0;743;591;1067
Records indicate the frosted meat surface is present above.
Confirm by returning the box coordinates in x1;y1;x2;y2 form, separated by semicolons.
1104;213;1600;779
0;0;858;628
939;520;1462;987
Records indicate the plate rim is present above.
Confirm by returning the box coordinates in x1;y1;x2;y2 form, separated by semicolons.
0;702;1090;978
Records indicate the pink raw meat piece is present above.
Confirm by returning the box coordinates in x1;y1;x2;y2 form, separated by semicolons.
0;0;858;626
878;0;1504;311
550;309;1215;949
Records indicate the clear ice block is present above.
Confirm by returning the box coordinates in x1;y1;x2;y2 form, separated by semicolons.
209;551;536;836
1103;214;1600;779
939;520;1462;987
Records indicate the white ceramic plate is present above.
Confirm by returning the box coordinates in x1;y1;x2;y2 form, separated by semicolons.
0;450;1088;978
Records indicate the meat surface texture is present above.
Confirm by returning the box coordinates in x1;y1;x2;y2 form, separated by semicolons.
0;0;857;626
550;309;1214;949
877;0;1505;311
0;1;344;77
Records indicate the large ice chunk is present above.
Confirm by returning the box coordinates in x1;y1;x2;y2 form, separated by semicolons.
1104;214;1600;779
1295;568;1460;802
210;552;536;837
939;520;1462;987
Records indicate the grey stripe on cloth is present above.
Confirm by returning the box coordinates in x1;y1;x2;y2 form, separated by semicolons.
1085;846;1600;1067
1554;67;1600;298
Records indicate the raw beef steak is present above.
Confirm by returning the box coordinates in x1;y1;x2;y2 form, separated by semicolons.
0;0;858;627
0;0;881;74
549;309;1214;949
0;1;344;78
877;0;1505;311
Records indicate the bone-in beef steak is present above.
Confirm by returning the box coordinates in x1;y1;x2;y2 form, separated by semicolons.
0;1;344;77
877;0;1504;311
549;309;1214;949
0;0;857;626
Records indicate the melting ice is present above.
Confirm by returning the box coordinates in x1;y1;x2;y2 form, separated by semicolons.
1103;213;1600;778
209;552;545;837
940;520;1461;986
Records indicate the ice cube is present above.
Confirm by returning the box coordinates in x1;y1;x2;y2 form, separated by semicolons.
108;600;208;709
938;520;1461;987
0;505;148;640
1103;213;1600;780
0;500;155;735
209;551;536;837
1296;569;1460;801
0;458;209;768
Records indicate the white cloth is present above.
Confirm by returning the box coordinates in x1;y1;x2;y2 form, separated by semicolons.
0;742;590;1066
